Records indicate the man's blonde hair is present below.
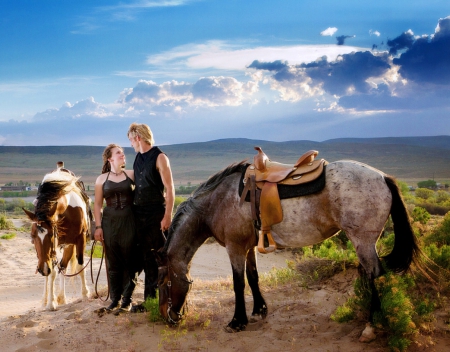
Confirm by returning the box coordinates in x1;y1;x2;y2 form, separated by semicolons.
127;123;154;146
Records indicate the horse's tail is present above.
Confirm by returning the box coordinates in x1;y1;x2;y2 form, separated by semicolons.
382;175;421;273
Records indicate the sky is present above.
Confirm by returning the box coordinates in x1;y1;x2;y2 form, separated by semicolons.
1;0;450;146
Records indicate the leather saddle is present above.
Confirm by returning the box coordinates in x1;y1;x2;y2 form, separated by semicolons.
239;147;327;254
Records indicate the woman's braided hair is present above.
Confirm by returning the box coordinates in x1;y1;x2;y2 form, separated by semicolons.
102;144;124;174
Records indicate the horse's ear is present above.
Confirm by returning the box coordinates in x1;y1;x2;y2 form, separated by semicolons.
48;202;58;217
22;207;36;221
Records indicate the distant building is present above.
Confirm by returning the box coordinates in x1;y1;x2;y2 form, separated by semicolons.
0;186;28;191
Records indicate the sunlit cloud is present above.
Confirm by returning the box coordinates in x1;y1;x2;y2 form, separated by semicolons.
321;27;338;36
142;40;368;75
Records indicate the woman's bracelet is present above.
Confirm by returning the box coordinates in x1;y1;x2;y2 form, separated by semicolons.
95;226;102;229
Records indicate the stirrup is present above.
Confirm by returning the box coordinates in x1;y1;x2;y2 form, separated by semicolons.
257;230;277;254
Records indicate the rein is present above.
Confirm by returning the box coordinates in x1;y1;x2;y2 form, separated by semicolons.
47;224;92;278
91;239;110;302
159;258;193;325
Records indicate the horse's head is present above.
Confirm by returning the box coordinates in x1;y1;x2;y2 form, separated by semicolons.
155;250;193;325
23;204;58;276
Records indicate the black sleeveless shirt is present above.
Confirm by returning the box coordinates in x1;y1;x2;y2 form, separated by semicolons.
133;146;165;207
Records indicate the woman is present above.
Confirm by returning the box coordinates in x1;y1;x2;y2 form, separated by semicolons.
94;144;137;313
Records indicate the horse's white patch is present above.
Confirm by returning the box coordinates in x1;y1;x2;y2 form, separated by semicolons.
42;169;77;183
65;191;88;221
38;227;48;245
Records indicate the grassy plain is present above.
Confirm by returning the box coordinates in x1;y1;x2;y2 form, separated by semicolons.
1;136;450;188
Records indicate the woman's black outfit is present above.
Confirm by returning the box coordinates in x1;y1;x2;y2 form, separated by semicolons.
102;172;137;311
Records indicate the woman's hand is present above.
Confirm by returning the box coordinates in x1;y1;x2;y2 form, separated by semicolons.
94;228;104;241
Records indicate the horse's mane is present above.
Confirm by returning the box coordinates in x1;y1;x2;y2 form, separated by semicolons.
35;171;80;222
162;161;248;252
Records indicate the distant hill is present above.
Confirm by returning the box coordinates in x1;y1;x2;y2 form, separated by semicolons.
1;136;449;186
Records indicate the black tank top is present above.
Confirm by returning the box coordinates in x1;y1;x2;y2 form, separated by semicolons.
103;172;134;209
133;146;165;207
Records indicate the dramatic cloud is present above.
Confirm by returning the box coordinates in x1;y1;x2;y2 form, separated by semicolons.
249;52;391;98
392;16;450;84
321;27;338;36
387;29;415;55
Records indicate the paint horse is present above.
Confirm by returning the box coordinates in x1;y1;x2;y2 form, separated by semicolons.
23;169;91;310
155;155;420;333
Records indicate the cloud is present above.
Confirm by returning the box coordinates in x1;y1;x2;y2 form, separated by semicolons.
71;0;193;34
141;41;368;75
336;35;356;45
321;27;338;36
34;97;112;120
387;29;415;55
370;30;381;37
119;76;258;110
249;52;391;98
392;17;450;85
247;60;288;71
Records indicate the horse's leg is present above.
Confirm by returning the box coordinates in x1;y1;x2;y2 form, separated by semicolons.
76;250;90;300
226;244;249;332
45;268;58;310
57;245;74;305
42;276;48;307
245;247;267;320
350;232;383;342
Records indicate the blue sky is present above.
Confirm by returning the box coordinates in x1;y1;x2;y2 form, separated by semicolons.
1;0;450;146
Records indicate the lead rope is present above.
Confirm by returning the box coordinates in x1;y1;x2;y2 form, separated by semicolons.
93;239;110;302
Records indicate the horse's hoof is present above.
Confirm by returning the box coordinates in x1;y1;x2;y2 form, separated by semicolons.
359;324;376;343
252;305;268;319
224;321;247;333
130;303;147;313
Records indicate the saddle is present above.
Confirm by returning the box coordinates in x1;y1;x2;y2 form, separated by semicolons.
239;147;327;254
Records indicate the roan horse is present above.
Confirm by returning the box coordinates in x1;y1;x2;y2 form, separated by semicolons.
23;169;91;310
155;157;421;333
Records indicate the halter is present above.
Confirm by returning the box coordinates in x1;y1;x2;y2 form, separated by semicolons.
159;258;193;325
35;221;59;270
35;220;90;277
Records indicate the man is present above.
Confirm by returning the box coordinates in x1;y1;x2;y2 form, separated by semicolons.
127;123;175;311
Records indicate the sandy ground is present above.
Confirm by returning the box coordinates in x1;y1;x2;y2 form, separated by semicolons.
1;223;450;351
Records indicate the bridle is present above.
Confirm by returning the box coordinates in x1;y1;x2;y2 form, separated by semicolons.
35;221;91;277
159;257;194;325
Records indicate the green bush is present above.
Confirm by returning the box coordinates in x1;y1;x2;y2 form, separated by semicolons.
331;301;355;322
415;188;435;200
417;180;437;189
415;202;450;216
436;190;450;204
374;273;418;352
424;244;450;270
1;233;16;240
412;207;430;225
424;211;450;246
304;238;358;265
0;214;14;230
142;294;163;322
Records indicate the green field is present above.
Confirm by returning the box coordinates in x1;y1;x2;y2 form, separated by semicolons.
1;136;450;188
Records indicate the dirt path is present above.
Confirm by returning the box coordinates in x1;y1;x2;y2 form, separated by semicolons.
1;229;449;351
